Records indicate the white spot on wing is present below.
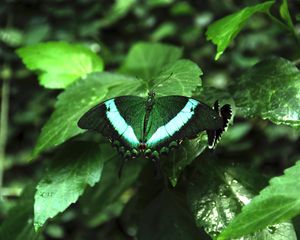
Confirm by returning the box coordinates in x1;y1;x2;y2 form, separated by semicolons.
105;99;139;146
147;99;199;146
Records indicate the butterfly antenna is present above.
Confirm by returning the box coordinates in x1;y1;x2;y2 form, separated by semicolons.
150;72;173;91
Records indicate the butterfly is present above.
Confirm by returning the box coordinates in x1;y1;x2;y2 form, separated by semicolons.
78;92;231;162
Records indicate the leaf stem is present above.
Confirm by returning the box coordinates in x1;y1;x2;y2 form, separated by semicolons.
0;65;11;200
267;11;300;47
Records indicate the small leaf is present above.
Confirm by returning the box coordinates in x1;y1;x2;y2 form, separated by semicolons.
120;42;182;80
0;184;42;240
280;0;293;29
34;141;103;230
232;57;300;128
16;41;104;89
138;190;201;240
33;72;144;157
206;1;274;60
152;59;202;96
218;160;300;239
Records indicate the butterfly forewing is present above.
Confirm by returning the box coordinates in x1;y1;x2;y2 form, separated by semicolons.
145;96;223;149
78;96;145;149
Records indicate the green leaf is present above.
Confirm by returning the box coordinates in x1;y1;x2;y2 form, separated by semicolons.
232;57;300;128
0;184;43;240
280;0;293;29
120;42;182;80
206;1;274;60
33;72;144;157
151;22;176;41
16;41;104;89
163;135;207;187
80;144;146;226
138;190;201;240
34;141;103;230
187;155;296;240
152;59;202;96
99;0;136;27
218;160;300;239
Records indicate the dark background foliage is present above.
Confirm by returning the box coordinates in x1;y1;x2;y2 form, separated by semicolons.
1;0;300;239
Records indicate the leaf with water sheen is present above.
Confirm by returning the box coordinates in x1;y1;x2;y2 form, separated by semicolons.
232;57;300;128
120;42;182;80
218;160;300;239
16;41;104;89
206;1;274;60
33;72;143;157
34;141;103;230
187;156;296;240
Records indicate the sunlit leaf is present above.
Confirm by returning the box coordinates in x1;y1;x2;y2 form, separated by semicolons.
206;1;274;60
16;41;104;89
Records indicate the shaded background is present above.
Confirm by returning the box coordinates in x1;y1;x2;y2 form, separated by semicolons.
1;0;300;239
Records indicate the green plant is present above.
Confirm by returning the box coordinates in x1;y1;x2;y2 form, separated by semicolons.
1;1;300;239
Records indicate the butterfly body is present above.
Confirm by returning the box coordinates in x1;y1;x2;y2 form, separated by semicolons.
78;92;231;161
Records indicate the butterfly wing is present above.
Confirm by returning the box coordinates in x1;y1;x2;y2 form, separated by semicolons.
145;96;223;149
78;96;145;149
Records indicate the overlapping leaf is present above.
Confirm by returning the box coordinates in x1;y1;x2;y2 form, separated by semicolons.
33;72;142;157
187;156;296;240
218;160;300;239
34;141;103;230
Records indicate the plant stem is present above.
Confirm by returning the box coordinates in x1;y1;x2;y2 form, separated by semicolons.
267;11;300;47
0;65;11;200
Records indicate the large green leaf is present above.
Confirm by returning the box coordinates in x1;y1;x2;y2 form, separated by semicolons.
232;57;300;128
151;59;202;96
0;184;43;240
16;41;104;89
138;189;201;240
34;141;103;230
120;42;182;80
187;155;296;240
33;72;144;157
206;1;274;60
218;160;300;239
